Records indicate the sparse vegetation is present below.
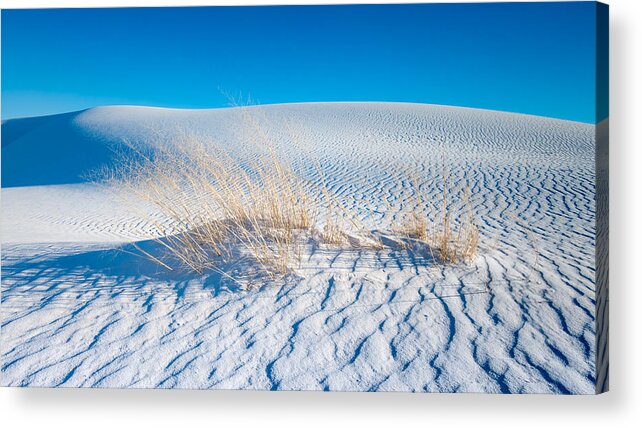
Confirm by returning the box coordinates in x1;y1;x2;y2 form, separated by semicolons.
431;171;479;263
109;137;316;278
392;166;478;263
103;112;479;283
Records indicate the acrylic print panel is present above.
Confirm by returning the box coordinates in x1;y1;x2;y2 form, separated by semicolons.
0;2;608;394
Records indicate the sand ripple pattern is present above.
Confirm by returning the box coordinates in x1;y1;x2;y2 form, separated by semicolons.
1;103;598;393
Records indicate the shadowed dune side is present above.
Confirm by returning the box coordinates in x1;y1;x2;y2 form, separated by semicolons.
1;110;119;187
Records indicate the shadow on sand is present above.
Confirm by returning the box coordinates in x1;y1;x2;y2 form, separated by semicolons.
2;232;440;301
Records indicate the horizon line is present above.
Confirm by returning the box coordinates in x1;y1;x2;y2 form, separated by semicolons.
1;101;601;125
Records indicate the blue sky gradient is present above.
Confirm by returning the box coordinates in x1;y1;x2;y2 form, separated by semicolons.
2;2;603;123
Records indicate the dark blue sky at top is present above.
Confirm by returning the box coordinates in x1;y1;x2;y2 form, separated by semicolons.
1;2;605;123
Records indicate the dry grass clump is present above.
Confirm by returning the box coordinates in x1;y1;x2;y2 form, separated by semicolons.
394;176;429;242
110;136;317;279
392;166;479;264
429;171;479;263
396;212;428;242
432;208;479;263
321;216;348;245
103;114;479;283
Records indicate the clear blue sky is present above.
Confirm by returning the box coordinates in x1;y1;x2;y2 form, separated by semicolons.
2;2;605;123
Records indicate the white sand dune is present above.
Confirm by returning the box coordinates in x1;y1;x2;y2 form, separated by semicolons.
1;102;599;393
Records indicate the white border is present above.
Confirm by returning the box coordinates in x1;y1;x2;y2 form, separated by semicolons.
1;1;640;427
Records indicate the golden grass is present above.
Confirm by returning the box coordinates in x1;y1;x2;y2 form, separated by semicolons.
103;112;479;282
391;165;479;264
430;170;479;264
101;131;314;281
321;217;348;245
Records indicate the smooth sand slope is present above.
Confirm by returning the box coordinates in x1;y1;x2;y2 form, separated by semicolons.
1;103;598;393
